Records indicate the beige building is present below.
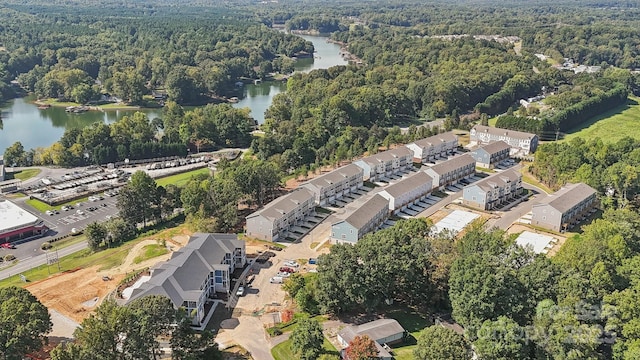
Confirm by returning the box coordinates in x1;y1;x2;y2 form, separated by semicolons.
531;183;597;232
245;188;315;241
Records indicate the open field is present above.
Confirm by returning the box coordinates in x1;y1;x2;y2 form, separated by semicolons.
155;167;210;187
563;96;640;142
13;168;41;181
25;195;91;212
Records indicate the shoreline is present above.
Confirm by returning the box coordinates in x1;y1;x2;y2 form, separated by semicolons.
33;99;154;112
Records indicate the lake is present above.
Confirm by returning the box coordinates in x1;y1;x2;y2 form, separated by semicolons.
0;34;347;152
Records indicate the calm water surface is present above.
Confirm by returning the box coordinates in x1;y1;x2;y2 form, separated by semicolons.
0;35;346;152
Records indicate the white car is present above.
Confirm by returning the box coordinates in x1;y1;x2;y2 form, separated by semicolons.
235;286;245;296
76;209;85;215
283;260;299;268
45;210;53;216
276;272;291;278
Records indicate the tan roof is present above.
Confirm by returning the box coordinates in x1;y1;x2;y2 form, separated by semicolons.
477;140;510;154
535;183;597;214
427;154;475;175
302;164;362;190
412;131;458;148
340;194;389;230
471;169;521;192
246;188;314;221
359;147;413;167
381;172;432;198
473;124;537;140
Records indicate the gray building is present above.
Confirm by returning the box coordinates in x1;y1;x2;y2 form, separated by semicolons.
0;155;4;182
378;171;433;214
301;164;363;206
423;154;476;190
470;125;539;155
462;169;522;210
470;141;510;168
531;183;598;232
406;131;459;163
245;187;315;241
354;147;414;182
331;194;389;245
337;318;406;360
126;233;246;327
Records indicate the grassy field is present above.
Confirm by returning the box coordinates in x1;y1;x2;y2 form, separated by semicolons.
13;168;41;181
25;196;91;212
155;167;210;187
563;96;640;142
385;307;432;360
133;243;168;264
271;337;338;360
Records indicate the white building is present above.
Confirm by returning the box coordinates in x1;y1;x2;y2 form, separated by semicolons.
378;172;433;213
406;131;458;163
354;147;414;182
469;125;539;155
245;188;315;241
301;164;363;206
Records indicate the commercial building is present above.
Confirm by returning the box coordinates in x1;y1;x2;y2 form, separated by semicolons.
245;188;315;241
126;233;246;327
301;164;363;206
531;183;598;232
331;195;389;245
469;125;539;155
469;141;510;168
378;172;433;214
462;169;523;210
354;147;414;182
0;200;48;244
338;319;406;360
423;154;476;190
406;131;459;163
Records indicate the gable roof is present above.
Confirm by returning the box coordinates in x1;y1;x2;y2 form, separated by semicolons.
534;183;597;214
426;154;475;176
338;318;405;344
358;147;413;167
476;140;510;154
381;172;432;198
470;169;521;192
301;164;362;191
337;194;389;231
126;233;241;306
246;187;314;221
472;124;537;141
411;131;458;148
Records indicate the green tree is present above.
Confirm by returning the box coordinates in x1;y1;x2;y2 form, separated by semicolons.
170;311;222;360
414;325;472;360
117;171;159;228
474;316;531;360
290;318;324;360
0;287;52;360
85;222;107;251
3;141;26;166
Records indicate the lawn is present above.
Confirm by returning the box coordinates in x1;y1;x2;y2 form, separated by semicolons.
271;337;338;360
13;168;41;181
384;307;432;360
25;196;91;212
563;96;640;142
133;243;168;264
155;167;210;187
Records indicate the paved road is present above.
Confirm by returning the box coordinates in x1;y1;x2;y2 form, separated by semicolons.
488;183;548;230
0;240;88;281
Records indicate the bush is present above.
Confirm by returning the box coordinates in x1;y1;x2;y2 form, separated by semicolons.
267;327;283;337
41;242;52;250
4;254;16;262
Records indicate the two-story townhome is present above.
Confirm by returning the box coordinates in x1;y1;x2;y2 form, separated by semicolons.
406;131;459;163
462;169;522;210
470;125;539;155
531;183;597;232
354;147;414;182
331;194;390;245
378;172;433;214
423;154;476;190
301;164;364;206
470;141;511;169
245;187;315;241
126;233;246;327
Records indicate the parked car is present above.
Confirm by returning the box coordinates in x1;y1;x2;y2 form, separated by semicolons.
76;210;85;215
1;243;16;249
268;245;283;251
283;260;299;268
308;258;318;265
276;272;291;278
279;267;295;273
46;210;53;216
270;276;284;284
235;286;245;297
61;205;71;211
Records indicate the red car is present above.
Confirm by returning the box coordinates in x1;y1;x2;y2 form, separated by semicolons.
1;243;16;249
279;267;295;273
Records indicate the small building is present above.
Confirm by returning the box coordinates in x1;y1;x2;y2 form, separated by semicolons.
469;125;539;155
245;188;315;241
423;154;476;190
378;172;433;214
0;199;48;244
470;141;511;169
462;169;523;210
331;195;389;245
354;147;414;182
406;131;459;163
337;318;406;360
0;155;4;181
531;183;598;232
126;233;246;327
301;164;364;206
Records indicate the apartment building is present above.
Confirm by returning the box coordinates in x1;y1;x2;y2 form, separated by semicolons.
462;169;523;210
378;171;433;214
301;164;364;206
406;131;459;163
470;125;539;155
354;147;414;182
423;154;476;190
470;141;510;168
245;188;315;241
531;183;598;232
331;194;389;245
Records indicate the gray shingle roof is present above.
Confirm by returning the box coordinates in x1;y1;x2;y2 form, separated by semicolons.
472;125;537;140
412;131;458;148
472;169;521;192
338;318;405;344
340;194;389;230
478;140;510;154
246;187;314;221
427;154;475;175
535;183;597;214
301;164;362;190
359;146;413;167
382;172;432;198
